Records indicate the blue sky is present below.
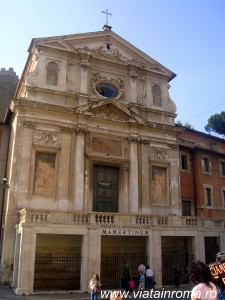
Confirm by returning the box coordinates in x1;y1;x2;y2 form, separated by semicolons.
1;0;225;134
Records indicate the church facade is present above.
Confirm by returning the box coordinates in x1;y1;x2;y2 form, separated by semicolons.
1;26;225;295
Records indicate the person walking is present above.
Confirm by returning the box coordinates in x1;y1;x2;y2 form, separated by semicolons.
172;265;180;287
146;265;154;290
89;274;102;300
138;271;145;291
138;262;146;275
189;260;218;300
123;262;132;292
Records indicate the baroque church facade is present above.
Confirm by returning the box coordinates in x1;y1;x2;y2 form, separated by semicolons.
1;25;225;294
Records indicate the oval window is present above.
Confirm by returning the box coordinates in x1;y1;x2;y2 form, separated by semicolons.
96;83;119;98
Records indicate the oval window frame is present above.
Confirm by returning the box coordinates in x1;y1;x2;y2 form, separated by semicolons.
96;82;119;99
91;74;124;100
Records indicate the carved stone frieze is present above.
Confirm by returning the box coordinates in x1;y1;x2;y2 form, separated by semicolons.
80;58;89;71
79;52;90;71
33;131;61;147
26;66;39;86
127;136;140;143
167;84;177;114
23;120;36;129
140;138;150;145
92;46;129;62
137;77;147;106
76;127;88;135
66;73;76;94
168;143;178;150
128;70;138;80
150;148;169;161
61;127;74;134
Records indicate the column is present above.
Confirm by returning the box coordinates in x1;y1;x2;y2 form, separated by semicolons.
196;232;206;262
81;234;89;291
128;136;139;213
12;225;20;288
58;128;72;210
152;230;162;287
87;228;101;291
15;226;36;295
147;232;154;271
121;164;129;213
73;126;87;211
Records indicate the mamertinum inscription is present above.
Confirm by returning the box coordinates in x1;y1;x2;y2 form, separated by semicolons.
101;225;151;236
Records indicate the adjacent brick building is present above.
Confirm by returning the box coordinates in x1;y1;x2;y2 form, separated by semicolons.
179;127;225;263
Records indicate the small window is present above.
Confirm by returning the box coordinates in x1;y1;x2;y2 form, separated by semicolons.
96;82;119;98
220;160;225;177
180;154;189;171
202;156;211;174
152;85;162;107
221;189;225;207
46;62;59;86
204;185;213;206
182;200;191;216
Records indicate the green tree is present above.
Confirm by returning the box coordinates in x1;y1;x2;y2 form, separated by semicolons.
176;120;194;129
205;111;225;136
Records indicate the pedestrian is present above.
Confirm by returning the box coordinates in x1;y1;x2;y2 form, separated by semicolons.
138;262;146;275
138;271;145;291
146;265;154;290
123;262;132;292
172;265;180;287
89;274;102;300
189;260;218;300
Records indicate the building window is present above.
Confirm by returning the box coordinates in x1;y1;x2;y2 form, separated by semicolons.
182;199;191;216
203;185;213;206
221;189;225;207
202;156;211;174
96;82;119;98
220;160;225;177
180;153;189;171
46;62;59;86
34;152;56;197
152;85;162;107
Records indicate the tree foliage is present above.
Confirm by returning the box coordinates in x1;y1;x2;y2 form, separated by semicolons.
176;120;194;129
205;111;225;136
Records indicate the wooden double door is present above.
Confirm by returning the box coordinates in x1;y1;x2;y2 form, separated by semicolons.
93;165;119;212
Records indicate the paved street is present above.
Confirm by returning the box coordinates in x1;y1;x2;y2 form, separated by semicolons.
0;285;194;300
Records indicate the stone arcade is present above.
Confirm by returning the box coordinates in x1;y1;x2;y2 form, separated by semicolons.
1;25;224;295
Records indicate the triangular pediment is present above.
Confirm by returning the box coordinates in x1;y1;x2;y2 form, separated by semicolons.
30;30;175;80
37;39;75;52
75;98;145;124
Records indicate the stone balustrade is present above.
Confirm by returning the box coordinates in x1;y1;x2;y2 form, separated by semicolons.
18;208;224;230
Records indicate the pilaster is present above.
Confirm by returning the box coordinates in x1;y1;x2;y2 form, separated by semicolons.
73;126;87;211
15;226;36;295
128;136;139;213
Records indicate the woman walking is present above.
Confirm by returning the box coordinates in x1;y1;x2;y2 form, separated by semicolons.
189;260;218;300
89;274;102;300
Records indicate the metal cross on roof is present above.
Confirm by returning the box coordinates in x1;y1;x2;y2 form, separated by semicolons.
101;9;112;25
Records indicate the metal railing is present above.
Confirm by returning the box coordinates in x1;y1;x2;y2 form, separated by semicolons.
34;253;82;291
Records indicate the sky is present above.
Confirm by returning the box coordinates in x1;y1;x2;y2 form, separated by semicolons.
1;0;225;134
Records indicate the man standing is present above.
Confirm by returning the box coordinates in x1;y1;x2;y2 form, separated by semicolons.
146;265;154;289
138;262;146;275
